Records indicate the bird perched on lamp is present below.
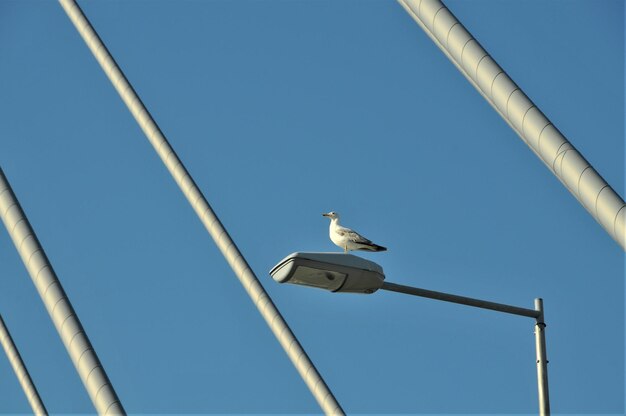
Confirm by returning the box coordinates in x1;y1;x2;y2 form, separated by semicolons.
322;211;387;253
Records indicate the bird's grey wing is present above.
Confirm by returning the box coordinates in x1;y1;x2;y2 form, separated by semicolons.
337;227;372;244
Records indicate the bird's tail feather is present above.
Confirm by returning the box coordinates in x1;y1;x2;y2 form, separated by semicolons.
364;243;387;252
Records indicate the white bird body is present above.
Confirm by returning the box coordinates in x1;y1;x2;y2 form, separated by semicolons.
323;212;386;253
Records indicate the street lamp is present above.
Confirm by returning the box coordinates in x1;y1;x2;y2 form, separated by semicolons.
270;252;385;294
270;252;550;416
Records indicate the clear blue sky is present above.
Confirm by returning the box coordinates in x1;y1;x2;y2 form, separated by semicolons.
0;0;623;414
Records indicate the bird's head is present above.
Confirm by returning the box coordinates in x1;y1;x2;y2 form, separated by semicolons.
322;211;339;220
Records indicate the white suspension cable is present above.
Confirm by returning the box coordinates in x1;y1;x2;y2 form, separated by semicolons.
0;169;125;415
0;314;48;415
57;1;344;414
398;0;625;251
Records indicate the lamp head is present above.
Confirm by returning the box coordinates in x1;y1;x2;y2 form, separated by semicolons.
270;252;385;294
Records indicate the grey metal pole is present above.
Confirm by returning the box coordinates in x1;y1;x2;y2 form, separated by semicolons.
380;281;539;318
57;1;344;414
534;298;550;416
381;281;549;414
0;169;125;415
0;314;48;415
397;0;625;251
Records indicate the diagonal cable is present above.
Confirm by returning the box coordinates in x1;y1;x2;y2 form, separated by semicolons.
0;169;125;415
398;0;625;250
0;314;48;415
57;1;344;414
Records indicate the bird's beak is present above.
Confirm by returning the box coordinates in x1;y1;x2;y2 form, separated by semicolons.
322;213;330;217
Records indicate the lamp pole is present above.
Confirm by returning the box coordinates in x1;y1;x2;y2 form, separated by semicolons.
380;282;550;415
534;299;550;416
271;253;550;414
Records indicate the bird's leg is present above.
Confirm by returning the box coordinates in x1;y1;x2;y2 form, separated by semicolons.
344;245;347;254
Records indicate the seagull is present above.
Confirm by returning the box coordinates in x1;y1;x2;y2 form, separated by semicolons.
322;211;387;253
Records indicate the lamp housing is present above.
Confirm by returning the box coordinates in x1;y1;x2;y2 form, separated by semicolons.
270;252;385;294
